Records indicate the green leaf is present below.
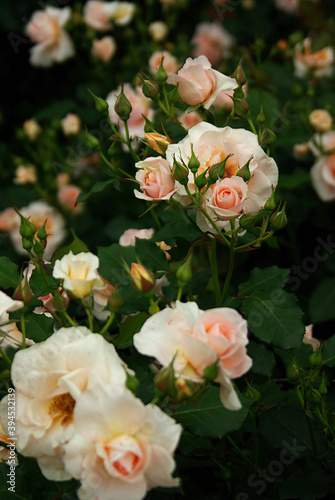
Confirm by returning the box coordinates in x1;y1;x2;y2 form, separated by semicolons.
29;268;58;297
51;234;89;265
308;277;335;323
153;222;202;245
278;169;311;190
25;313;55;342
247;341;276;377
135;238;169;272
280;467;335;499
172;386;253;438
322;335;335;367
115;312;149;348
0;257;20;289
238;266;291;296
77;179;116;204
98;244;136;284
241;290;305;349
0;463;32;500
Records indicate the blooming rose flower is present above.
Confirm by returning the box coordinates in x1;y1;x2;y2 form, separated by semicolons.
309;130;335;200
13;165;37;185
92;277;115;320
1;201;66;260
53;251;103;299
25;7;75;67
134;301;252;409
111;2;135;25
274;0;299;13
58;185;83;213
62;382;182;500
83;1;116;30
92;35;116;62
294;37;334;79
213;84;248;111
0;291;26;351
61;113;81;136
148;21;168;42
0;421;18;465
148;50;179;75
177;110;203;130
191;22;234;66
0;208;17;233
293;142;310;159
166;122;278;231
106;84;154;142
119;228;155;246
135;157;177;201
0;327;128;480
207;176;249;220
167;56;238;109
23;119;42;140
308;109;333;133
303;324;320;352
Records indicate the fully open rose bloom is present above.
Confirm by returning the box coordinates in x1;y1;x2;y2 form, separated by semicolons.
167;55;237;109
309;130;335;200
0;327;129;480
0;291;28;351
166;121;278;232
25;7;75;67
191;22;234;66
135;157;177;201
62;382;182;500
134;301;252;410
92;35;116;62
294;37;334;79
53;251;103;299
0;201;66;259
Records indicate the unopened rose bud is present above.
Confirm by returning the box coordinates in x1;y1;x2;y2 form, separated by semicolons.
260;126;277;146
126;372;140;394
84;129;100;150
52;291;69;312
256;105;266;124
309;346;323;367
239;214;257;230
188;145;200;174
231;59;246;87
154;363;176;398
89;89;109;116
203;359;219;382
114;85;132;121
264;189;277;211
195;170;207;189
244;382;261;401
108;287;123;310
270;203;287;231
14;278;33;305
18;215;36;239
155;59;168;84
236;157;252;182
130;262;156;294
172;158;189;185
286;360;300;382
208;154;232;183
176;251;192;286
307;388;322;405
141;79;159;100
308;109;333;133
168;85;179;103
233;98;249;117
22;238;33;251
145;132;170;155
33;239;45;256
37;221;47;241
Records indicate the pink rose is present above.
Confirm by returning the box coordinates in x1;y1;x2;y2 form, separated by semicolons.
193;308;252;379
207;176;248;220
310;154;335;201
92;35;116;62
119;228;154;246
191;22;234;66
167;55;237;109
177;110;202;130
58;184;83;213
213;84;248;111
83;1;116;31
148;50;179;75
294;37;334;79
135;157;177;201
303;324;320;352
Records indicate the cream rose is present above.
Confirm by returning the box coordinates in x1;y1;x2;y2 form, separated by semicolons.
83;1;116;30
0;291;27;351
308;130;335;200
167;55;237;109
207;176;248;220
25;7;75;67
135;157;177;201
111;1;135;25
303;324;320;352
294;37;334;79
92;35;116;62
134;301;252;410
62;382;182;500
61;113;81;136
0;327;128;480
53;251;103;298
119;228;155;246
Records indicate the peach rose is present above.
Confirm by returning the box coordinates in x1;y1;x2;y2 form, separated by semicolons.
135;157;177;201
83;1;116;30
207;176;248;220
62;382;182;500
134;301;251;410
25;7;75;67
308;109;333;133
92;276;115;320
3;201;66;260
293;142;310;159
308;130;335;200
0;208;17;233
14;165;37;185
111;2;135;26
148;50;179;75
274;0;299;13
167;55;238;109
119;228;155;246
53;251;103;299
58;184;83;213
106;84;154;141
303;324;320;352
92;35;116;62
23;119;42;140
191;22;234;66
148;21;168;42
0;327;128;481
166;122;278;232
177;110;203;130
294;37;334;79
213;84;248;111
0;291;26;351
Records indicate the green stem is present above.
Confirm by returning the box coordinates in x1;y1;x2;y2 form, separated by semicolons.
147;203;162;229
249;409;260;469
124;120;140;162
99;312;115;336
209;237;221;306
247;114;257;135
176;285;183;301
84;304;94;332
63;311;78;327
235;230;274;251
226;435;256;470
150;395;159;405
220;235;235;305
0;346;12;366
20;313;26;349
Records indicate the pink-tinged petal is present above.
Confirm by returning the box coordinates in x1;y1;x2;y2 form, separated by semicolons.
145;444;180;488
142;405;182;454
181;334;217;375
216;367;242;410
38;455;72;481
244;169;273;214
